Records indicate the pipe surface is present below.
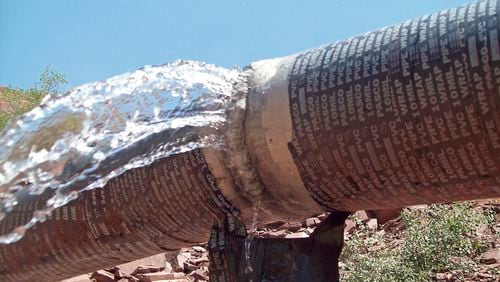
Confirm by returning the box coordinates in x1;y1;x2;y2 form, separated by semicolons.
2;0;500;280
245;0;500;213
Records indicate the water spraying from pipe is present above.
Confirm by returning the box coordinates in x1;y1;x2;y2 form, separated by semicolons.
2;0;500;281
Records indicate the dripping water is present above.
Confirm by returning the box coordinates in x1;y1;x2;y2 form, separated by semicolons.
244;199;261;279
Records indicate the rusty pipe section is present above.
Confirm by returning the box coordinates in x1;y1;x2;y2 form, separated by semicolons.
2;0;500;281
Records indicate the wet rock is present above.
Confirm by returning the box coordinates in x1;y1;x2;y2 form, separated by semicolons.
90;270;115;282
135;271;185;282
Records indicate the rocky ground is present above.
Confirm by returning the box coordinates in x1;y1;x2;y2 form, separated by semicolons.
340;202;499;282
64;200;499;282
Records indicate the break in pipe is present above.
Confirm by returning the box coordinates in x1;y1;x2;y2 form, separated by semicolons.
2;0;500;280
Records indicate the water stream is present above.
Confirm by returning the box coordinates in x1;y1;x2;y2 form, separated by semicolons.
244;199;261;279
0;60;240;244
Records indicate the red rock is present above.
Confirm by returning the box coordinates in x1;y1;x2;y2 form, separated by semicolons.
479;248;499;264
135;271;185;282
192;268;209;281
192;246;207;253
183;262;199;271
367;208;402;225
305;217;321;227
344;219;356;234
366;218;378;231
90;270;115;282
190;257;209;265
118;253;168;276
116;271;128;279
176;252;191;269
104;266;120;274
164;261;173;273
131;265;165;275
277;222;302;232
355;210;369;221
61;274;91;282
285;232;308;239
266;229;287;238
317;213;328;220
264;220;286;229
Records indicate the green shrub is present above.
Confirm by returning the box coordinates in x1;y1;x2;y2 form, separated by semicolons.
340;203;496;282
400;204;492;274
0;66;66;130
36;65;67;95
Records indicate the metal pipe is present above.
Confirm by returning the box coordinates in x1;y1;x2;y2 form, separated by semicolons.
245;0;500;213
2;0;500;280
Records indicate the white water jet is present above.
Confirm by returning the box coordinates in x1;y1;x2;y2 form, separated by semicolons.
0;60;240;243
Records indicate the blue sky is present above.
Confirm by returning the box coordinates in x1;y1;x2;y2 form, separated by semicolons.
1;0;468;89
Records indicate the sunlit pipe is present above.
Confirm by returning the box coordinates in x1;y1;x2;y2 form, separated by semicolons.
2;0;500;280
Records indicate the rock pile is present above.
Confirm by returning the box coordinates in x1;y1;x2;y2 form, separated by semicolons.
64;248;209;282
64;211;390;282
64;203;498;281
